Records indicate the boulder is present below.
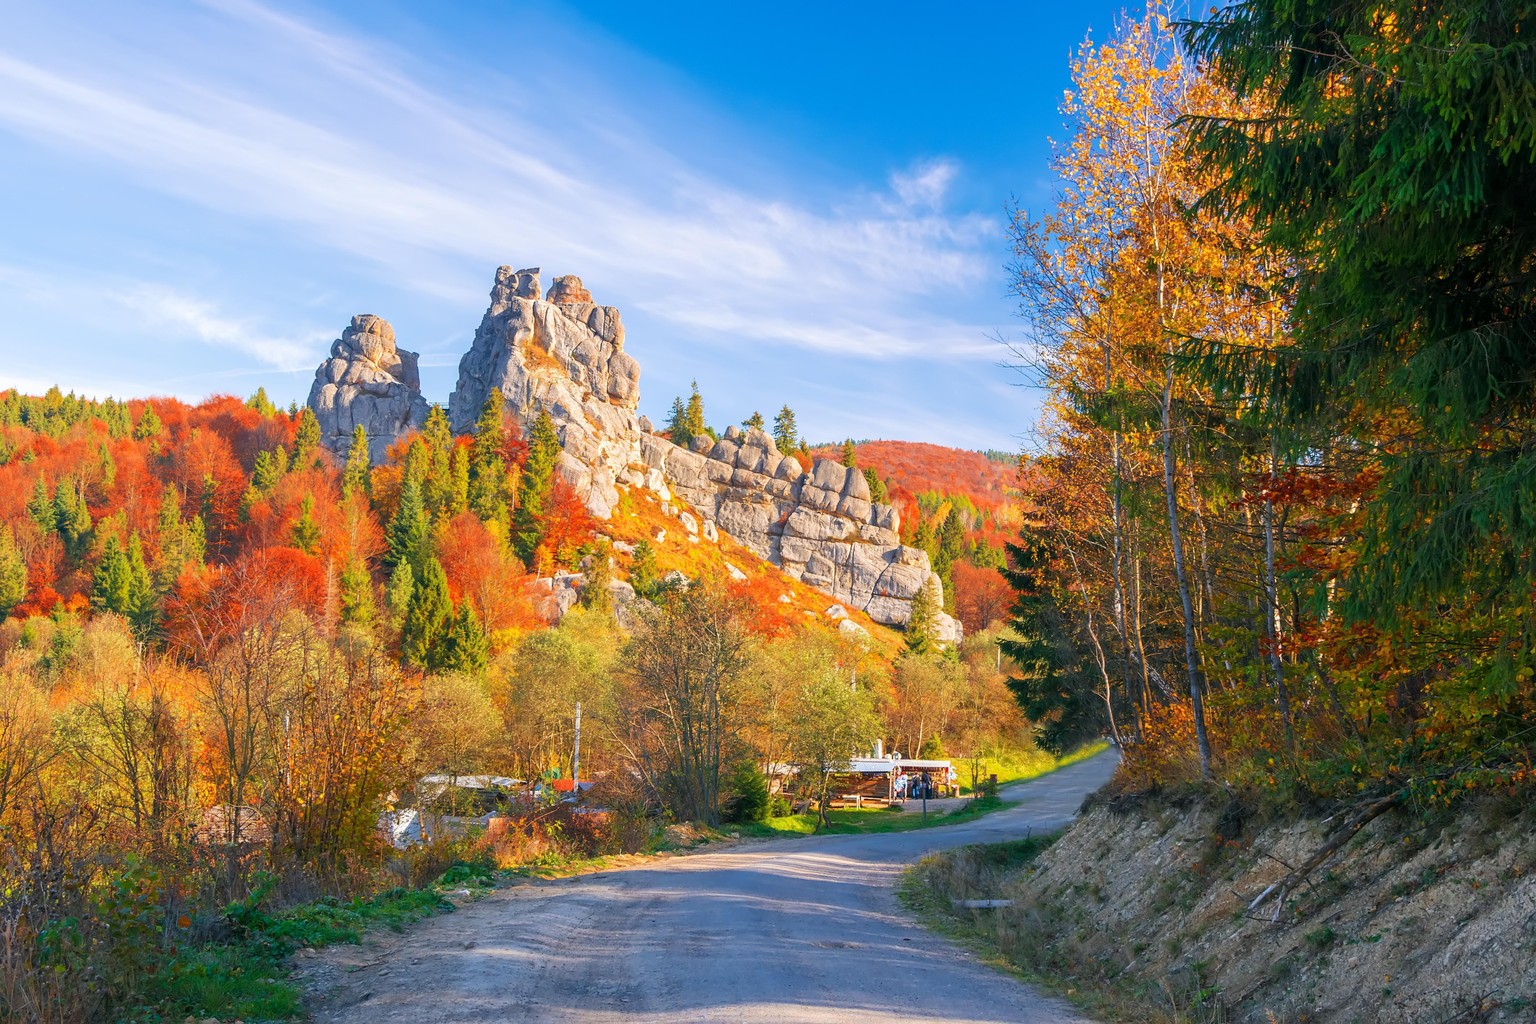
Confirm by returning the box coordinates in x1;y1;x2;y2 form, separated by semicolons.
307;314;429;463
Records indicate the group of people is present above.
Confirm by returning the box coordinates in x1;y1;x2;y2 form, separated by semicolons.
894;766;958;801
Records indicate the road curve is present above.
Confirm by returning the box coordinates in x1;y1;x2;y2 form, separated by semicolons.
304;751;1119;1024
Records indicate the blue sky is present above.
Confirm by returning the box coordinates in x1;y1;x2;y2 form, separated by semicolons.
0;0;1129;451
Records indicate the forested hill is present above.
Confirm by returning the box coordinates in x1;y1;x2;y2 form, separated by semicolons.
810;441;1025;514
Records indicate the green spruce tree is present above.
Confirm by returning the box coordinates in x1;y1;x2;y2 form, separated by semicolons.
56;482;92;558
664;395;693;449
401;557;452;670
841;439;857;468
0;525;27;617
998;524;1103;753
905;575;939;656
469;390;511;522
246;387;277;417
442;602;490;674
342;425;371;498
133;404;162;441
386;477;430;573
292;407;322;468
27;475;54;535
511;412;560;564
291;495;321;554
339;557;376;627
773;405;799;454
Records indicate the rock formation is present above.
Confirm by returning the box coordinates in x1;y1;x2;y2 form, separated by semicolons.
448;267;643;519
446;265;961;640
307;314;429;462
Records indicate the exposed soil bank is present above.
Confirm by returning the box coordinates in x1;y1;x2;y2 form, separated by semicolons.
910;792;1536;1023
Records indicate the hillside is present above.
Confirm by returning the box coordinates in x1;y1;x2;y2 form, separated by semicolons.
810;441;1025;514
913;792;1536;1022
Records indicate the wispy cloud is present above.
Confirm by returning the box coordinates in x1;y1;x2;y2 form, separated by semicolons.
0;262;330;373
0;1;1005;366
115;285;329;370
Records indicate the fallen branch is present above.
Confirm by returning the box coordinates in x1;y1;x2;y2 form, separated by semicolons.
1247;790;1404;923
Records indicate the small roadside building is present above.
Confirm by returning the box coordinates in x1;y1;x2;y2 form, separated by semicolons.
823;756;957;807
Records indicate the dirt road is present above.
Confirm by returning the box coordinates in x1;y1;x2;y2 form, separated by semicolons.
302;752;1118;1023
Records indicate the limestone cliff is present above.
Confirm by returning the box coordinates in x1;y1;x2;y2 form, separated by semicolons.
446;265;959;638
307;314;429;462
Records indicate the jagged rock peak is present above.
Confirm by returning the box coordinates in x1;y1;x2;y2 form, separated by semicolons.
449;264;641;518
546;275;592;304
307;314;428;463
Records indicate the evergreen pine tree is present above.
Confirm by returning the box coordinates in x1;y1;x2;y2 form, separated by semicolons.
449;445;470;516
581;542;615;613
664;395;692;449
511;412;560;564
342;425;371;497
442;602;490;674
56;482;92;558
124;534;157;633
742;411;765;431
293;407;322;468
91;536;133;615
863;468;888;504
252;449;283;492
97;443;116;490
469;390;510;522
421;406;455;517
154;484;205;589
628;539;660;600
841;439;857;468
773;406;799;454
385;560;414;630
291;495;321;554
246;387;277;417
339;557;376;626
133;405;162;441
905;575;939;655
934;508;966;612
998;524;1102;753
401;557;452;670
386;478;429;573
0;525;27;617
27;475;54;535
683;381;708;442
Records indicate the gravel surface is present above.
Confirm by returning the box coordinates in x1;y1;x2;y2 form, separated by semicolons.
300;752;1118;1024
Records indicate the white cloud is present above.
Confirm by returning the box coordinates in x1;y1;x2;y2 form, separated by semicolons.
114;285;329;370
0;262;329;374
0;2;1004;366
890;159;959;209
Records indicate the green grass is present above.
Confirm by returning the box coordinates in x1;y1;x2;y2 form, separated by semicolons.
735;793;1011;838
141;864;485;1021
960;741;1110;793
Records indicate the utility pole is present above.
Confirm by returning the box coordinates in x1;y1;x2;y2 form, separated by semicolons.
571;701;582;791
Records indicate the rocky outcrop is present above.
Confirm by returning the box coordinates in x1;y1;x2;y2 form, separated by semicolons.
439;264;961;638
448;266;643;519
307;315;429;462
640;428;959;634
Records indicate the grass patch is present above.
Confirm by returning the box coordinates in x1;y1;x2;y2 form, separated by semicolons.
961;741;1111;793
141;863;481;1021
736;794;1011;838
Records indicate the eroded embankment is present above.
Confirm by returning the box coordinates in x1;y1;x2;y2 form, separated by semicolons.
909;793;1536;1023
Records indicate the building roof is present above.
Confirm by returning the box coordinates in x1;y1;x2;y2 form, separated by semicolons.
846;757;954;773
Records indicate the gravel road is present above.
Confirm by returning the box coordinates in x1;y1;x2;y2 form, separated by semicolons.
301;751;1118;1024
